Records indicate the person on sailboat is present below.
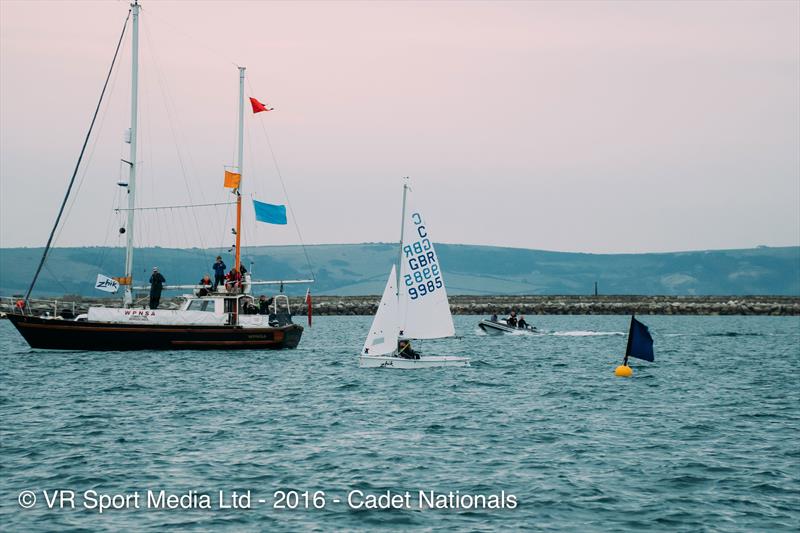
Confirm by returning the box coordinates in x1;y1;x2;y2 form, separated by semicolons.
397;340;421;360
506;311;518;327
258;295;274;315
196;274;212;296
212;256;227;291
225;268;242;293
149;267;166;309
242;297;259;315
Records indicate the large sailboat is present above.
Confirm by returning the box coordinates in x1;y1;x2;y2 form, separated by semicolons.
359;180;469;368
8;1;311;351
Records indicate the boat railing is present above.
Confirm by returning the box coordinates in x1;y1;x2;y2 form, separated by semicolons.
0;296;79;317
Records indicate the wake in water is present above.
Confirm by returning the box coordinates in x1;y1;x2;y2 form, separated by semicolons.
551;331;625;337
473;327;541;336
662;332;783;338
474;328;624;337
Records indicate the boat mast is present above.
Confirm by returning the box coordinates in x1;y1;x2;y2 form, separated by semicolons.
123;0;140;307
396;177;409;296
235;66;245;271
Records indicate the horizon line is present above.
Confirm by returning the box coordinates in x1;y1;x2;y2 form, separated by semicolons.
0;242;798;256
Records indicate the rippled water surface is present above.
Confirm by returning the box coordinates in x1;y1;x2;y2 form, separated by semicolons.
1;315;798;531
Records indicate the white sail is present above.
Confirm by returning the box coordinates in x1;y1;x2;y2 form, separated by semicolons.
362;265;399;356
398;191;455;339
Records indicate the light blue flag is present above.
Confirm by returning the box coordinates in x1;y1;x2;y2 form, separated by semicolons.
253;200;287;225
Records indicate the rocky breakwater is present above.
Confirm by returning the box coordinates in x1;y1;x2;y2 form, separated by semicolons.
1;295;798;318
306;295;800;316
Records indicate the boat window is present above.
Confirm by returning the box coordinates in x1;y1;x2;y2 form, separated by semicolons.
187;300;215;312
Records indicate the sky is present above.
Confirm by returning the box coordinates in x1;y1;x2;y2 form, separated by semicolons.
1;0;798;254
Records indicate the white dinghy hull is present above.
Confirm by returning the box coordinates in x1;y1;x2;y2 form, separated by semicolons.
359;355;470;369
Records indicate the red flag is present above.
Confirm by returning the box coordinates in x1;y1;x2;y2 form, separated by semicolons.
305;289;312;327
249;97;274;114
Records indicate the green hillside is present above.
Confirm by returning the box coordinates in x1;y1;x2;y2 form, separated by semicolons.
0;244;797;297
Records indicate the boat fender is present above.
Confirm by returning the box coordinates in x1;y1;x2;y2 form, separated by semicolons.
614;365;633;378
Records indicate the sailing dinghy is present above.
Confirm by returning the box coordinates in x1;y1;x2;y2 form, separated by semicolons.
359;181;469;369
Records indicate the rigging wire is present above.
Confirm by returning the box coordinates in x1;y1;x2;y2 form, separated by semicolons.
55;25;127;248
246;78;316;281
142;19;215;256
115;201;236;211
139;5;240;69
93;58;132;276
24;9;132;304
43;262;72;297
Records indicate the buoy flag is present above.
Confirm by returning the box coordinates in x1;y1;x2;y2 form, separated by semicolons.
625;316;655;362
250;97;274;114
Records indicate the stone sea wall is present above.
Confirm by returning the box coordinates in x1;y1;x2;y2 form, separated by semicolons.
2;295;798;317
311;295;800;316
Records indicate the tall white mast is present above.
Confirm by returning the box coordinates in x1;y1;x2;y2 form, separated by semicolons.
396;177;409;296
123;0;140;307
238;67;245;180
234;66;245;271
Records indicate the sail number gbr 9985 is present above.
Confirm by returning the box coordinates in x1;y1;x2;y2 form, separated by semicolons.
403;212;442;300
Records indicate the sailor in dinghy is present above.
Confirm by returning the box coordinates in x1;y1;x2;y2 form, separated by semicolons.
359;179;469;369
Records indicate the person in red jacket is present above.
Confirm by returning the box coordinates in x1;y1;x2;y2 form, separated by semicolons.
225;268;242;293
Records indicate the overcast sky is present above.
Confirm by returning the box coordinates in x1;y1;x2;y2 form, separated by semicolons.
1;0;798;254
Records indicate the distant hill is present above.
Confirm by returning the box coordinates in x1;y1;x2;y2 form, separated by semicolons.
0;244;798;297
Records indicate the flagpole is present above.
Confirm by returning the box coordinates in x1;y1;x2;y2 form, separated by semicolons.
235;66;245;272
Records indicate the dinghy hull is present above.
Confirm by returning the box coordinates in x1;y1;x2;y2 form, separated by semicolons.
359;355;470;369
7;313;303;351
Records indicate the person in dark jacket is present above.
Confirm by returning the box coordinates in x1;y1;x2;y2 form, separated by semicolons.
149;267;166;309
258;295;274;315
397;340;421;360
212;256;226;291
506;311;518;327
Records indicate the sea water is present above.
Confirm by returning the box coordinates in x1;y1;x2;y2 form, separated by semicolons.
0;315;798;531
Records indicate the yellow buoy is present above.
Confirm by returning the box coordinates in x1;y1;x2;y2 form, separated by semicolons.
614;365;633;378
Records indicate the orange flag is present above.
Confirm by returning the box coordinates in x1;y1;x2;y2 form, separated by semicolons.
224;170;241;188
